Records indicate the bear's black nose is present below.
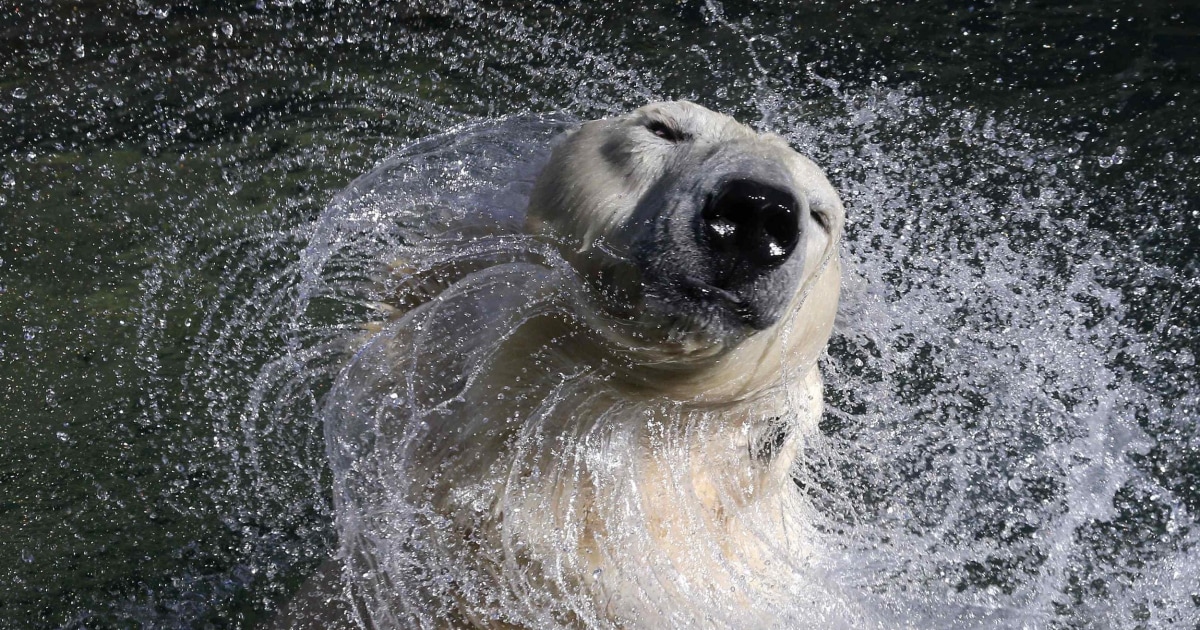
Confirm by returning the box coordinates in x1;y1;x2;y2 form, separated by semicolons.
701;179;800;271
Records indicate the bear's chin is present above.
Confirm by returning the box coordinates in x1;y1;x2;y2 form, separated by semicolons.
578;267;784;361
585;301;763;369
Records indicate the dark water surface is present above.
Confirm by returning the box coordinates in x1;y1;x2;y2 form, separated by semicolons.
2;1;1198;627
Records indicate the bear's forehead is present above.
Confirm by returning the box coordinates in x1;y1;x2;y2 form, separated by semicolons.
632;101;748;137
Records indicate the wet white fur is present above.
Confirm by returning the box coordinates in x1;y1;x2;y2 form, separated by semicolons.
331;102;847;628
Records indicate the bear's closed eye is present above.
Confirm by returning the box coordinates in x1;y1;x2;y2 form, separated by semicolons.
645;119;685;143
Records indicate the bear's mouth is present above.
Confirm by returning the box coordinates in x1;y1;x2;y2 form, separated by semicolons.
679;275;759;326
680;275;743;305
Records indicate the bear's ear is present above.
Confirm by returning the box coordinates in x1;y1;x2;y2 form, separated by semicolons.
536;125;582;168
758;131;795;150
551;123;583;145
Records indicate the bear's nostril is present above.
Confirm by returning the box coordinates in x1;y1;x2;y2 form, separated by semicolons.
701;179;800;270
762;207;798;257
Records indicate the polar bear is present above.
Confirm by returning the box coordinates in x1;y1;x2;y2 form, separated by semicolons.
278;101;846;629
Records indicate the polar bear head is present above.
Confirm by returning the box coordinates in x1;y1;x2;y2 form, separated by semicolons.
526;101;844;387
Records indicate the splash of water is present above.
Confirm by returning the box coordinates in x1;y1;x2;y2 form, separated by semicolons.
110;5;1197;628
195;94;1192;627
